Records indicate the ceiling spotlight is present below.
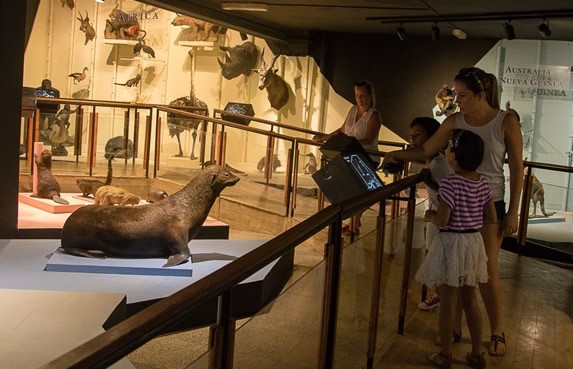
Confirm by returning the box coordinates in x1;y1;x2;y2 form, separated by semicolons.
538;20;551;38
431;24;440;41
95;0;104;3
396;24;407;41
452;28;466;40
221;2;269;12
504;22;516;40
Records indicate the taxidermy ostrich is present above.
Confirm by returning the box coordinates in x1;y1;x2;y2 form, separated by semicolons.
167;51;208;161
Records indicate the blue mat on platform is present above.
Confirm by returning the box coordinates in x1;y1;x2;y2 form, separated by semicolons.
527;217;565;224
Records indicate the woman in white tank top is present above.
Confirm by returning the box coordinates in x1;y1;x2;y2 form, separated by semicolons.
383;67;523;358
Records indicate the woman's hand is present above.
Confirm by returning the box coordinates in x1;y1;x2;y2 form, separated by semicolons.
501;210;518;236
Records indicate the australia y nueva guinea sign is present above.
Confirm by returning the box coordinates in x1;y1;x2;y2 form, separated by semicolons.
500;65;572;100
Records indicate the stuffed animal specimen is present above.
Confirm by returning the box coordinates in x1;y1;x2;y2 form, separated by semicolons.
435;84;457;116
105;136;134;159
69;67;89;84
171;15;227;41
105;9;141;40
218;41;259;80
146;189;169;203
33;149;69;204
254;51;290;110
76;155;114;197
133;37;155;58
167;96;208;160
60;0;74;9
523;164;555;218
257;154;282;173
77;11;96;45
114;74;141;87
304;152;318;174
59;166;240;267
94;185;141;206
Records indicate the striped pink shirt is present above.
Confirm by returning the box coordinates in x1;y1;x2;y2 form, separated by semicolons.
438;174;492;231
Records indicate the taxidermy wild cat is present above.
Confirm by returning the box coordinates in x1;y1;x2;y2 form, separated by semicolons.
76;155;114;197
34;149;69;204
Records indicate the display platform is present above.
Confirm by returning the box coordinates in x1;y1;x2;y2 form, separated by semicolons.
17;199;230;239
0;289;133;369
46;252;194;277
0;238;293;330
18;192;91;213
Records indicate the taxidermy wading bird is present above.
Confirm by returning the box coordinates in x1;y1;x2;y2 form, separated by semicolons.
133;38;156;58
69;67;89;84
60;0;74;9
114;74;142;87
77;11;96;45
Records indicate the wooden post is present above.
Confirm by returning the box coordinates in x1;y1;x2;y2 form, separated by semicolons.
397;184;416;334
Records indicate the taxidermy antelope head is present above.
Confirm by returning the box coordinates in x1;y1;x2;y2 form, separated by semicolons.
254;49;290;110
77;11;96;45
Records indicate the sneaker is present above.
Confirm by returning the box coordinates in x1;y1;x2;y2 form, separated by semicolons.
418;293;440;310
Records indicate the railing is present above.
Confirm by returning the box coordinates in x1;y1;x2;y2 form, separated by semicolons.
41;172;424;369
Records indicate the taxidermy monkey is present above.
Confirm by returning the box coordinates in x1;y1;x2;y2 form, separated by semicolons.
60;0;74;9
94;185;141;206
69;67;89;84
77;11;96;45
114;74;141;87
33;149;69;205
133;38;155;58
76;155;114;197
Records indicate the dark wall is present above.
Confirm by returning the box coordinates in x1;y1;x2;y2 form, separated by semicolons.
313;33;497;140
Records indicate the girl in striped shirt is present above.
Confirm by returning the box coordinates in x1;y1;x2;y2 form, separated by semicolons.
416;129;497;369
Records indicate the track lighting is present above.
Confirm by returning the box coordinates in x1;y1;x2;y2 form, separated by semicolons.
504;22;516;40
431;24;440;41
452;28;466;40
396;24;407;41
538;20;551;38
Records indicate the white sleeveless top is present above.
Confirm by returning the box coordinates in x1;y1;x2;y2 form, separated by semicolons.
342;106;380;153
455;110;507;202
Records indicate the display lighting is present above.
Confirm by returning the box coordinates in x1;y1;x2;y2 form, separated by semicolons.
221;2;269;12
504;21;516;40
95;0;104;3
452;28;467;39
538;19;551;38
431;24;440;41
396;24;407;41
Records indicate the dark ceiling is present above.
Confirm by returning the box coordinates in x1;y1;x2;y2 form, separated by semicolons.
146;0;573;43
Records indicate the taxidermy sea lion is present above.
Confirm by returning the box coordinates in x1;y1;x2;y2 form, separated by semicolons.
59;166;239;267
34;149;69;205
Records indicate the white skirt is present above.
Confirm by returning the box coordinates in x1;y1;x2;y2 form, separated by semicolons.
415;231;489;288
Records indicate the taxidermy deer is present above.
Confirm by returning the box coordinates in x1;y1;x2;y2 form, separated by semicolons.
69;67;89;84
254;50;290;110
77;11;96;45
115;74;142;87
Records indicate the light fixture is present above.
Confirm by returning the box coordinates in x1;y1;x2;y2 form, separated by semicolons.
431;24;440;41
538;19;551;38
95;0;104;3
452;28;467;39
396;24;407;41
221;2;269;12
504;21;516;40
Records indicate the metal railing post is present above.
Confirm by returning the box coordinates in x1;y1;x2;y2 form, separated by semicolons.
398;184;416;334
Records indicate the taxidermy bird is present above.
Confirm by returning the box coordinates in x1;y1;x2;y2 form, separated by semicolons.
133;38;155;58
114;74;142;87
60;0;74;9
69;67;89;84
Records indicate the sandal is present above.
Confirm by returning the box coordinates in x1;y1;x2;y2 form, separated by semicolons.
434;330;462;346
466;352;486;369
489;332;506;356
427;351;452;369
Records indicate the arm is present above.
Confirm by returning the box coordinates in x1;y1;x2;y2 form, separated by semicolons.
382;114;455;166
501;113;524;236
431;196;451;228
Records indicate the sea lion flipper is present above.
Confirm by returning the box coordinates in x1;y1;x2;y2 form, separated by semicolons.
163;253;189;267
53;195;69;205
58;247;107;259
